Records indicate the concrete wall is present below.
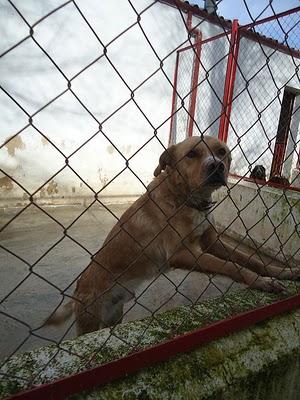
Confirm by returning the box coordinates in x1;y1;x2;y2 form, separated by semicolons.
213;177;300;262
1;0;227;205
1;1;299;203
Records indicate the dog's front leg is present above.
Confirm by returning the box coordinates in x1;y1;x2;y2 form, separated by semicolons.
170;245;284;293
200;226;300;281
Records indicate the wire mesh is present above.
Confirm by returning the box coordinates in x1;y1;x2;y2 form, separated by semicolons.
0;0;300;397
248;8;300;51
228;13;300;186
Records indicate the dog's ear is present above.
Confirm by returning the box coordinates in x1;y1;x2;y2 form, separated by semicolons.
154;145;175;177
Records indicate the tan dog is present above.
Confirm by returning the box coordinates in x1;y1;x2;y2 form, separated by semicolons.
46;135;299;335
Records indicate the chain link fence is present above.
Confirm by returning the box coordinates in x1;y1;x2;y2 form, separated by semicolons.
230;8;300;186
1;0;300;398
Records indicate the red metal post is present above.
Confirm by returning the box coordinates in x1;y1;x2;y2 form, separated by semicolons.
168;51;180;146
187;31;202;137
169;11;202;143
270;89;296;179
186;10;202;137
178;30;230;53
218;19;240;143
270;144;287;177
187;10;192;31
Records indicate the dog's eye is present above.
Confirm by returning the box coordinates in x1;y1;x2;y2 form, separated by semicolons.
186;150;197;158
217;148;227;157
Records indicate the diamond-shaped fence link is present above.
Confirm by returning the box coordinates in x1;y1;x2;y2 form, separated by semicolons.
246;6;300;52
0;0;300;398
170;32;230;143
228;13;300;185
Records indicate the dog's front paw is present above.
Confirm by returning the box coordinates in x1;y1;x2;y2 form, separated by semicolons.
251;276;286;293
287;268;300;281
275;267;300;281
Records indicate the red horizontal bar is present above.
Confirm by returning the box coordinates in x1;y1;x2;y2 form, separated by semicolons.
178;30;230;53
241;6;300;30
229;173;300;193
187;31;202;137
7;293;300;400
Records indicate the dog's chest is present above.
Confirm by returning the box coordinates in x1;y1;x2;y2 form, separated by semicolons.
190;209;213;236
169;207;214;240
171;208;213;240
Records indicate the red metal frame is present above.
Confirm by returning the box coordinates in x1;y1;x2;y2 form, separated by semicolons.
159;0;300;59
229;173;300;193
218;19;239;143
7;293;300;400
187;31;202;137
169;11;203;145
270;90;296;179
178;30;231;53
186;11;202;138
169;3;300;146
270;143;288;177
186;9;192;30
169;4;299;188
241;6;300;30
168;51;180;145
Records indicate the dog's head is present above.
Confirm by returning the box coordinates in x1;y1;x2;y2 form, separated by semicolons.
154;136;231;196
250;165;266;181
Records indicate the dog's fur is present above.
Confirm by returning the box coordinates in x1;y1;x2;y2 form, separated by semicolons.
250;165;266;181
46;136;299;336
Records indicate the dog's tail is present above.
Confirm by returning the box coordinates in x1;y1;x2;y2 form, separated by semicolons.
44;301;73;326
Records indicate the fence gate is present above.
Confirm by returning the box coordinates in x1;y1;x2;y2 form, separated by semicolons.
169;27;236;145
170;11;300;192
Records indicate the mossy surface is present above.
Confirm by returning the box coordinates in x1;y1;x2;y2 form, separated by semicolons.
1;282;300;399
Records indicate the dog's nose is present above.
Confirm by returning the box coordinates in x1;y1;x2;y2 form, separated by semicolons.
207;160;225;175
205;158;226;186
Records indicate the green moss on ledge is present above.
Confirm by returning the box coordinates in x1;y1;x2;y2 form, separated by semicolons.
1;282;300;399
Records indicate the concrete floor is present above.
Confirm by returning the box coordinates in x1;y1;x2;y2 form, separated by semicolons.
0;201;244;360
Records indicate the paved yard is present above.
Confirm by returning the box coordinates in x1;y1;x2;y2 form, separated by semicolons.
0;201;245;360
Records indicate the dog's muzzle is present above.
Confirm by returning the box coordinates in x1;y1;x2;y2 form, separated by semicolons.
205;158;226;186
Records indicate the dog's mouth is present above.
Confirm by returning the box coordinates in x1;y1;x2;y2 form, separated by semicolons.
204;171;226;187
201;159;227;188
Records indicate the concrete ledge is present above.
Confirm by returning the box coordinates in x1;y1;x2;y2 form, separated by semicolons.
1;283;300;399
